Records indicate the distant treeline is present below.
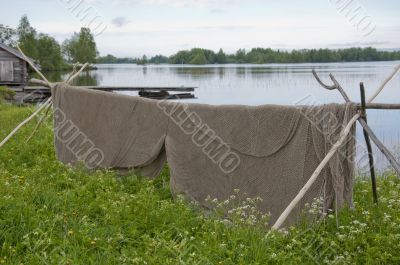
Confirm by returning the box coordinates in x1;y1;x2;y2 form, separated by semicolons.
97;47;400;65
95;54;137;64
96;54;168;64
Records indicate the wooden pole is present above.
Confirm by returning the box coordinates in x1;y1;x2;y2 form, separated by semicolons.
360;82;378;203
29;78;52;88
17;45;52;88
368;64;400;103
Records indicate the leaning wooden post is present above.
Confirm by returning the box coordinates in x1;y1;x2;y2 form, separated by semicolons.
368;64;400;103
360;82;378;203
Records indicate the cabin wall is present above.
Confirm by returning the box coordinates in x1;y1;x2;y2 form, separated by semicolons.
0;49;28;85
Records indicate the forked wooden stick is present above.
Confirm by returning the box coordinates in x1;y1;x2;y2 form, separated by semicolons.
312;71;351;102
272;64;400;230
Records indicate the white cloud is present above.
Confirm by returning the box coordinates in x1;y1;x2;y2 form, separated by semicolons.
328;41;392;47
108;0;249;9
111;16;130;27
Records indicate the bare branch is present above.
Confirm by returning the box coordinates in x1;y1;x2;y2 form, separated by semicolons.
328;74;351;102
312;70;337;90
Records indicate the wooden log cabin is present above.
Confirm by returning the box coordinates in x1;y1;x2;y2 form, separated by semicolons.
0;43;39;88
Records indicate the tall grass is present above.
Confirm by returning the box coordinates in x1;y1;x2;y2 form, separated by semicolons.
0;103;399;264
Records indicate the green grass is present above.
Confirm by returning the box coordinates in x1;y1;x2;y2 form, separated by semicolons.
0;103;399;264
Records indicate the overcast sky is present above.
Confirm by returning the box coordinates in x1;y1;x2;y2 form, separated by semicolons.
2;0;400;57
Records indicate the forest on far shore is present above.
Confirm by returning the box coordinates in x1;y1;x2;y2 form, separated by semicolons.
98;47;400;65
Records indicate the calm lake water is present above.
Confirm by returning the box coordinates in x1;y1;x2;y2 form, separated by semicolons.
52;61;400;172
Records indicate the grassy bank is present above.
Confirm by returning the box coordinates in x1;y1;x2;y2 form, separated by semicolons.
0;103;399;264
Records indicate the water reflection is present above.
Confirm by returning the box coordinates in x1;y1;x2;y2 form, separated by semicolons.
170;67;217;77
69;71;100;86
38;70;100;86
31;71;63;82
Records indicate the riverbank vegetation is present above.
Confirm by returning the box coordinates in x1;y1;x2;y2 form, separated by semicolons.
0;15;98;71
1;103;400;264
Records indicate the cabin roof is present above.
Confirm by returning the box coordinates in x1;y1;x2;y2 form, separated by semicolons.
0;43;38;67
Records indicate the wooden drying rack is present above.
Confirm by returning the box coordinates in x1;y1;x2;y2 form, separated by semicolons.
312;69;400;204
272;66;400;230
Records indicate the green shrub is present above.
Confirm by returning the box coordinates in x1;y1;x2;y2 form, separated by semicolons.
0;86;16;101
